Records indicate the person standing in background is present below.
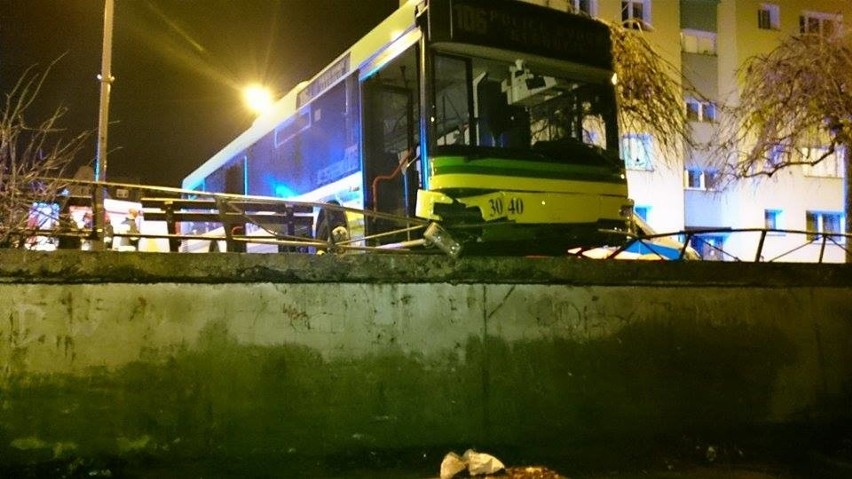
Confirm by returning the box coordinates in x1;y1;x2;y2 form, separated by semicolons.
120;208;141;250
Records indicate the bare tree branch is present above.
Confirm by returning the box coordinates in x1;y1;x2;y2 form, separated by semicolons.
610;20;701;157
715;33;852;179
712;32;852;261
0;64;92;247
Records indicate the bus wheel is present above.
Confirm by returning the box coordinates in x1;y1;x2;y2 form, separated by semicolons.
315;202;348;253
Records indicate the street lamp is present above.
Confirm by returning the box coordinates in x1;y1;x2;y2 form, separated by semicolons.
243;83;274;115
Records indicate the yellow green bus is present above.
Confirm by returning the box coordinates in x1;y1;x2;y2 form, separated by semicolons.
182;0;631;255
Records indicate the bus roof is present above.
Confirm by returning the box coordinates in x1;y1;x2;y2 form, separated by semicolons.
182;1;420;191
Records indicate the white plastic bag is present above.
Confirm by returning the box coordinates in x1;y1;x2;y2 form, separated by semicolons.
439;449;505;478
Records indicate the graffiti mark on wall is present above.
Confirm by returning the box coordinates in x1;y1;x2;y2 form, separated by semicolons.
283;304;311;332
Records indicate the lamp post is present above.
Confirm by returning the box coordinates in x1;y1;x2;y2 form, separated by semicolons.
94;0;115;249
95;0;115;182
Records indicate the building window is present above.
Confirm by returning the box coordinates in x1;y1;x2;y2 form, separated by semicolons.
686;102;700;122
806;211;844;241
685;98;717;122
800;11;842;36
684;168;721;190
571;0;596;15
681;30;717;55
758;4;780;30
801;146;845;178
621;133;654;170
689;233;726;261
622;0;651;29
768;144;786;168
704;169;721;190
685;168;703;188
764;209;783;230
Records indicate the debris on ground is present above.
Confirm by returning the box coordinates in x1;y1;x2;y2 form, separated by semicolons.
440;450;567;478
502;466;567;478
440;450;505;478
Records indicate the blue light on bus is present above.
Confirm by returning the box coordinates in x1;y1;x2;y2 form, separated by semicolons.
274;183;296;198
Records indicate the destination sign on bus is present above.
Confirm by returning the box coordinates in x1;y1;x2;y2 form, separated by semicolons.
429;0;612;70
297;53;350;107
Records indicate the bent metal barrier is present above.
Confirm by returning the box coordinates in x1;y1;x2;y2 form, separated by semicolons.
139;197;315;253
0;251;850;476
16;179;463;256
13;179;852;262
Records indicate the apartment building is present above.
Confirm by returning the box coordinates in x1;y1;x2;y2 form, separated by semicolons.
522;0;850;262
683;0;848;262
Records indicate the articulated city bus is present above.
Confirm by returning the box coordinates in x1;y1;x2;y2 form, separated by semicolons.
182;0;632;255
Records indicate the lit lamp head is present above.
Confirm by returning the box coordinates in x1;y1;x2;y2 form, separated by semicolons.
243;83;274;115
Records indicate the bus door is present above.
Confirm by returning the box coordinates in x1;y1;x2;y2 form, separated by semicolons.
361;47;420;242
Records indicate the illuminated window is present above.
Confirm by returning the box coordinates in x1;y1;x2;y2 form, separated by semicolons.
571;0;596;15
806;211;844;241
764;209;783;230
800;11;842;36
689;233;726;261
622;0;651;29
767;144;786;168
686;101;700;122
801;146;845;178
685;168;703;188
704;169;721;190
758;4;780;30
621;133;654;170
681;30;717;55
685;98;717;122
683;168;721;190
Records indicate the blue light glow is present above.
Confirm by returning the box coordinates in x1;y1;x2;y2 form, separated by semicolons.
274;183;296;198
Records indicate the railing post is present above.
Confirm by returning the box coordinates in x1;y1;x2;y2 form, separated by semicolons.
755;230;768;262
163;200;180;252
680;232;695;260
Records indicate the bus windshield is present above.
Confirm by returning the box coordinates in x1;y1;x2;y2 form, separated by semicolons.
432;53;619;166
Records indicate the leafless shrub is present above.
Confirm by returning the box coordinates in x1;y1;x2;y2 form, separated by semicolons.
710;32;852;261
0;64;91;247
713;33;852;180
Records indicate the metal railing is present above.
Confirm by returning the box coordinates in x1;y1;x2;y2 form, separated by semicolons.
6;179;461;257
5;179;850;262
596;227;851;263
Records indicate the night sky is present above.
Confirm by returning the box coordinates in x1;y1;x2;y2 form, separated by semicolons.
0;0;398;187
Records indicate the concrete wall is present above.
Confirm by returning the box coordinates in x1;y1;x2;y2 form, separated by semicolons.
1;251;851;474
